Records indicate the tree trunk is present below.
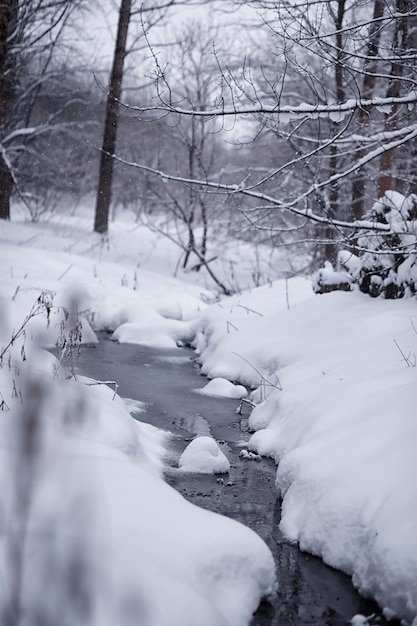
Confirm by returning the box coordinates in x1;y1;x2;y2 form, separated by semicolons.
0;154;13;220
0;0;13;220
325;0;346;264
94;0;131;234
0;0;12;122
377;0;409;197
351;0;385;218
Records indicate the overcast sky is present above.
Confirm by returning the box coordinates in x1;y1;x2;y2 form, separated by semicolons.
78;1;261;72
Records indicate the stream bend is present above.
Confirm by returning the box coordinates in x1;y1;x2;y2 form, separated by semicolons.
74;337;396;626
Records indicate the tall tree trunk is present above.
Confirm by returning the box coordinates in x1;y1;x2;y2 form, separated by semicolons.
0;154;13;219
94;0;131;234
183;116;197;268
377;0;409;197
351;0;385;218
325;0;345;264
0;0;14;220
0;0;11;124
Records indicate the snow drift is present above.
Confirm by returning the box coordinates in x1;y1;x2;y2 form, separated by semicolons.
195;286;417;624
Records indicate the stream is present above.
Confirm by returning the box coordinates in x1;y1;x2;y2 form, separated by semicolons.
73;335;397;626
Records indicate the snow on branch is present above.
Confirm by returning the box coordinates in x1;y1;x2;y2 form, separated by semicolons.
127;91;417;122
111;151;391;235
2;121;93;147
110;119;417;239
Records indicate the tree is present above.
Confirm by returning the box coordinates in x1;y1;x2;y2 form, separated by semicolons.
93;0;220;235
350;0;386;218
377;0;417;196
94;0;131;234
0;0;86;221
144;22;227;274
0;0;17;219
120;0;417;267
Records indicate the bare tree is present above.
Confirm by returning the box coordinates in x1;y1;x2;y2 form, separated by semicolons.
93;0;221;235
94;0;132;234
146;23;226;271
118;0;417;263
0;0;17;219
377;0;417;196
0;0;87;221
351;0;386;218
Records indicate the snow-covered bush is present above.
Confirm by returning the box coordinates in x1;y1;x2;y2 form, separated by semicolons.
312;261;353;294
314;192;417;299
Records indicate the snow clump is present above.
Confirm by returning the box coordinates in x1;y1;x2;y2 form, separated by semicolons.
178;436;230;474
195;377;247;399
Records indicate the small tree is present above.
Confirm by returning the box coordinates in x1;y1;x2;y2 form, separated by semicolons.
146;22;226;270
340;191;417;298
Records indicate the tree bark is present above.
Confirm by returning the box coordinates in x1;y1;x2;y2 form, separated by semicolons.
0;1;8;117
94;0;131;234
0;154;13;219
325;0;346;264
377;0;410;197
351;0;385;218
0;0;13;220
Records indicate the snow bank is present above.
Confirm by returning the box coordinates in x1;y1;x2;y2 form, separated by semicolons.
5;204;417;623
0;217;277;626
196;377;247;399
112;314;194;349
0;217;212;340
0;360;276;626
196;286;417;624
193;277;313;385
178;436;231;474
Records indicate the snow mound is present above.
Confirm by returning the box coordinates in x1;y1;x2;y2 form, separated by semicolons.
111;304;195;349
154;296;183;320
350;616;373;626
196;377;247;399
0;216;278;626
178;436;230;474
196;285;417;623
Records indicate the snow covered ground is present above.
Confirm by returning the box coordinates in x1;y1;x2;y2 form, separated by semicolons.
1;204;416;625
194;283;417;624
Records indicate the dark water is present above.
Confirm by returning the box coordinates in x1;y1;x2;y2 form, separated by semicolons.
74;336;397;626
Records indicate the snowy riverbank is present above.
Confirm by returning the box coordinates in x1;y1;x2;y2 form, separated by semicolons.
1;208;416;624
193;285;417;624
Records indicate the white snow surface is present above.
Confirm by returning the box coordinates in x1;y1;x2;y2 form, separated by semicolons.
0;210;277;626
178;436;231;474
1;205;417;624
195;284;417;624
195;377;248;399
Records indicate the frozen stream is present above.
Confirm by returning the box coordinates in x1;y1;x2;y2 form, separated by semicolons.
74;335;397;626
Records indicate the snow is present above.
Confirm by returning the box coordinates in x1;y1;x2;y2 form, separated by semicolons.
178;436;231;474
1;203;417;624
312;260;352;293
195;377;248;399
0;371;275;626
350;616;374;626
0;209;276;626
195;287;417;624
239;449;262;462
337;192;417;298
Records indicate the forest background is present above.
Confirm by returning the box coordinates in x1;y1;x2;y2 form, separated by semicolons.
1;0;417;297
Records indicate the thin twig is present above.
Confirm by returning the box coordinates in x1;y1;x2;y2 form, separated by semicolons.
231;351;282;390
393;339;416;367
83;380;120;400
236;304;263;317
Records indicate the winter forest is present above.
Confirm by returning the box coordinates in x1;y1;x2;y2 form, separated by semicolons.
0;0;416;625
